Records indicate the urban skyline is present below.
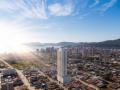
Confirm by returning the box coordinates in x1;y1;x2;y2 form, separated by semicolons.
0;1;120;90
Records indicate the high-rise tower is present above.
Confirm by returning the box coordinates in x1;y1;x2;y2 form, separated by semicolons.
57;48;70;84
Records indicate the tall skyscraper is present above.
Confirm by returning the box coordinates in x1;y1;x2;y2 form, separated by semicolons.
57;48;70;84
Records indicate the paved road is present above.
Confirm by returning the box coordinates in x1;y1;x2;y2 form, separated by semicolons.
74;77;100;90
0;59;35;90
38;70;68;90
16;70;35;90
80;71;111;84
0;73;1;89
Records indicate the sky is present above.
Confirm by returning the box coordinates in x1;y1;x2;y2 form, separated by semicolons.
0;0;120;43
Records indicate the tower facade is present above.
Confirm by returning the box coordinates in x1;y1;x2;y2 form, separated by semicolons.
57;48;70;84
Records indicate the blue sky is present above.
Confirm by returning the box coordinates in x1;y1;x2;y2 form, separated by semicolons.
0;0;120;43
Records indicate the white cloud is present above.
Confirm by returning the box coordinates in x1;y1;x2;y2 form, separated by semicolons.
25;25;51;31
0;0;118;21
0;0;47;19
100;0;117;12
89;0;100;8
48;3;74;16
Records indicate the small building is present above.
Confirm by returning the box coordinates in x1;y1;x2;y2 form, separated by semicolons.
1;82;14;90
2;68;17;77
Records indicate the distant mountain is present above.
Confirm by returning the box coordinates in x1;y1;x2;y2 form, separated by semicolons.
90;39;120;49
58;39;120;48
26;39;120;49
26;42;77;47
56;42;77;47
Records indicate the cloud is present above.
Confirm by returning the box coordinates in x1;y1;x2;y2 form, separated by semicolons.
48;3;74;16
0;0;47;19
0;0;118;23
89;0;100;8
26;25;51;31
100;0;117;12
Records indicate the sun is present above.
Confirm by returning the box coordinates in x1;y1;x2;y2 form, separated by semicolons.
0;22;29;53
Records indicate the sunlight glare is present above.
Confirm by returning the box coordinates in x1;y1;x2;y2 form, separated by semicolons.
0;22;29;53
